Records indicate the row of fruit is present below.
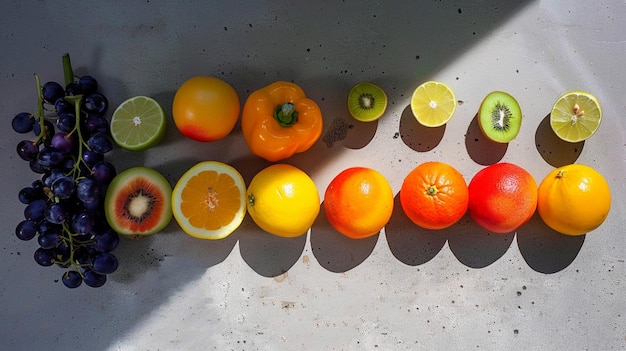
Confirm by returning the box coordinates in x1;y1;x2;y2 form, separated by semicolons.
107;159;610;244
10;54;610;288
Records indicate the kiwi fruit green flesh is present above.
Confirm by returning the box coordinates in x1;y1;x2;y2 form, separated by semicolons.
104;166;172;238
347;82;388;122
478;91;522;143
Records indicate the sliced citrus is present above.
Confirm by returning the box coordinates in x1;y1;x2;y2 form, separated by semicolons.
172;161;246;239
410;81;457;127
110;96;166;151
550;91;602;143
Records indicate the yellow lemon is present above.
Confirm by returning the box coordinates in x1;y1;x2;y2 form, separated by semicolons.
246;164;320;237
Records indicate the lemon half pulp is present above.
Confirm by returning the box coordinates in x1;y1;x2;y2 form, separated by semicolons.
410;81;457;127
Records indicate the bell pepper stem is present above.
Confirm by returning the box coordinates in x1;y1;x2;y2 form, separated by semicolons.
274;102;299;127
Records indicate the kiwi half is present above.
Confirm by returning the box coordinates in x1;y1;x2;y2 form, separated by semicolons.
104;167;172;238
347;82;388;122
478;91;522;143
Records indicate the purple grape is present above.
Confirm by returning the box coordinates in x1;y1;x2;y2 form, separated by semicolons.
17;140;40;161
76;177;100;203
51;131;76;153
62;270;83;288
83;269;106;288
84;114;109;134
71;210;94;234
29;159;47;174
65;82;84;96
91;161;116;184
56;112;76;133
37;147;64;168
12;112;35;133
51;176;75;199
93;229;120;253
18;186;40;204
16;220;38;241
55;98;74;114
92;252;118;275
38;230;61;250
42;81;65;104
87;132;112;153
43;168;65;188
24;199;48;221
34;248;56;266
83;93;108;114
78;76;98;95
81;149;103;167
39;223;63;239
31;179;45;193
45;202;69;224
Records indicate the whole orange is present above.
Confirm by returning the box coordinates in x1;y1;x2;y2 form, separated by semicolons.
323;167;394;239
468;163;537;234
400;161;468;230
537;164;611;235
172;76;240;142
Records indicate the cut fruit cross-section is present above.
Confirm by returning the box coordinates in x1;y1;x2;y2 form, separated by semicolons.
110;96;166;151
172;161;246;239
550;91;602;143
410;81;457;127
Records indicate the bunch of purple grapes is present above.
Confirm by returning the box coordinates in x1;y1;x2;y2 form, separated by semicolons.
12;54;120;288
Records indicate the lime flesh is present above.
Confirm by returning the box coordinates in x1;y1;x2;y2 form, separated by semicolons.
550;91;601;143
110;96;166;151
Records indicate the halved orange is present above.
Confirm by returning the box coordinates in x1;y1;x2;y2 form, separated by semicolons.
172;161;246;239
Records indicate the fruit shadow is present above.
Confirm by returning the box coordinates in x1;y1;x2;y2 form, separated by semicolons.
399;105;446;152
310;203;379;273
465;113;508;165
386;194;514;268
516;211;585;274
321;116;378;149
535;113;584;167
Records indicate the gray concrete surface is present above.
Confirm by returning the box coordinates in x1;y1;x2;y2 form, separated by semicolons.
1;1;625;350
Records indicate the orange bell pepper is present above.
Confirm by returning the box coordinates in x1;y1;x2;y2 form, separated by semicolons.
241;81;323;162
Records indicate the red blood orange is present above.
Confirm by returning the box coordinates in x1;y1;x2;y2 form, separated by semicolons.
467;163;537;234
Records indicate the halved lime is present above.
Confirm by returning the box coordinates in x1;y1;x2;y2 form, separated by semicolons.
410;81;457;127
110;96;166;151
550;91;602;143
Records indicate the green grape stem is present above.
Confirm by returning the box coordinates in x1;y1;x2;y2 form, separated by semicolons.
60;222;93;277
33;73;47;144
62;53;74;86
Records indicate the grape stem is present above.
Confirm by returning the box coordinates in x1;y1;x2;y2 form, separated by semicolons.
33;73;47;144
66;95;91;181
62;53;74;86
